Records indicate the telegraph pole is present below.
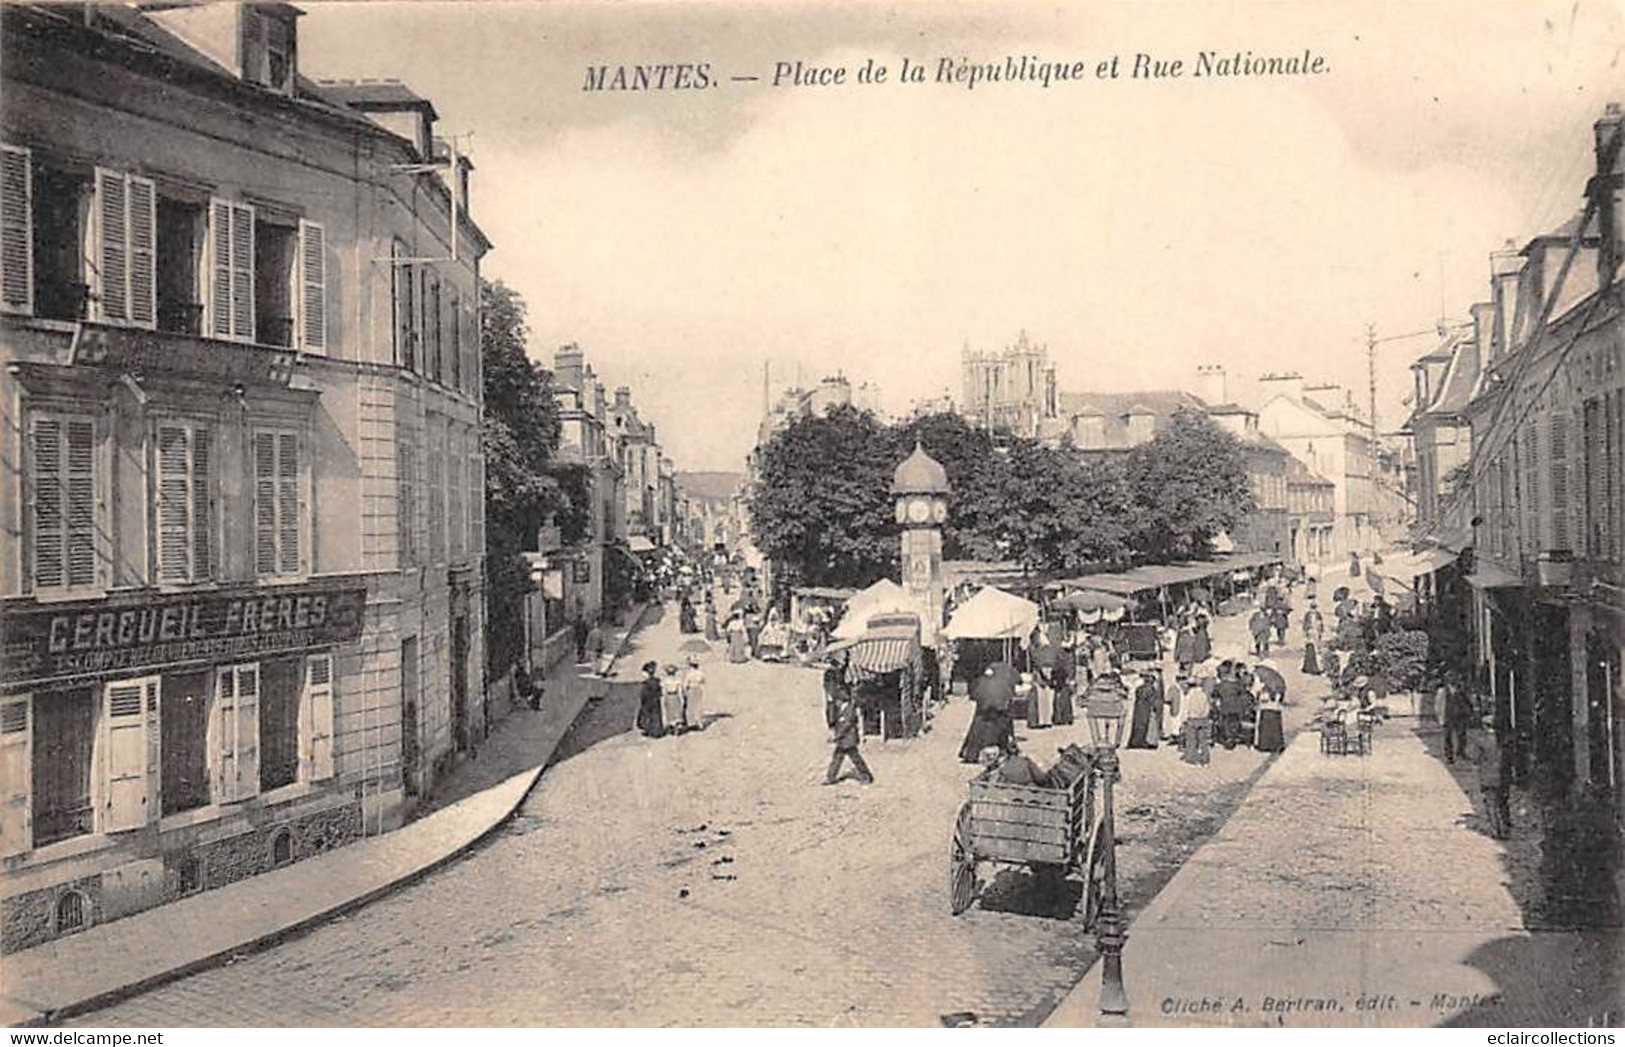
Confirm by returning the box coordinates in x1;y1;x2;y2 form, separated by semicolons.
1366;323;1380;450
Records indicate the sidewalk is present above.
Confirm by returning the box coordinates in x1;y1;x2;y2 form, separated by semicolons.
1044;718;1618;1028
0;603;656;1028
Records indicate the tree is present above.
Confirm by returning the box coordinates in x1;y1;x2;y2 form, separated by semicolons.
748;405;898;589
480;279;565;677
1125;408;1256;563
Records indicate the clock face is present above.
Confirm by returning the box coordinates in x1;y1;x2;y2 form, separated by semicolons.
906;498;931;523
931;500;948;524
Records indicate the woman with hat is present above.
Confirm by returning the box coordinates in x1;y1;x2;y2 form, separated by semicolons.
681;655;707;732
636;661;665;738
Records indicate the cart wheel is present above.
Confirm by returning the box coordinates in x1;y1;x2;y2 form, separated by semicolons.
950;803;978;916
1077;818;1108;929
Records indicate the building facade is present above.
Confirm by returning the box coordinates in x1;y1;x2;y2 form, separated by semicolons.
1257;374;1377;562
960;331;1058;439
0;3;488;949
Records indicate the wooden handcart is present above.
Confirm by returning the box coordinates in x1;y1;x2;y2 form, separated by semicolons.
949;753;1108;925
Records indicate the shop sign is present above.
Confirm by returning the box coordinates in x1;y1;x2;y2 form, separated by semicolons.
1;583;366;691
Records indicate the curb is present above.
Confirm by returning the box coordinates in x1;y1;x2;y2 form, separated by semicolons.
6;606;665;1027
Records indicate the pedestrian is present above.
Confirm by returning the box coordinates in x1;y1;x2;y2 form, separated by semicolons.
1191;611;1212;664
1051;651;1075;726
1473;716;1510;839
1028;669;1052;730
823;654;851;730
636;661;664;738
1174;621;1198;675
1181;677;1212;765
572;613;591;664
825;692;874;785
1214;663;1251;749
1442;678;1474;764
661;663;685;731
682;656;707;732
704;597;720;642
1271;605;1290;647
1248;606;1272;657
726;614;749;663
1127;669;1162;749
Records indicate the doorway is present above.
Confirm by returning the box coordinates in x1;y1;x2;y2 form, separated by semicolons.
451;614;470;752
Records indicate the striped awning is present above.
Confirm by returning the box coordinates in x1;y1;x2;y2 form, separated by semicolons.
847;637;920;675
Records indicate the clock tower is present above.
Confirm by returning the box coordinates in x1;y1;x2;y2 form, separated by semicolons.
892;439;950;642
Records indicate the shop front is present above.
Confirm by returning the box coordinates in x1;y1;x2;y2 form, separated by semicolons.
1;579;366;950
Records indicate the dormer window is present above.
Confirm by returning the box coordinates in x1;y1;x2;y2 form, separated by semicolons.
243;7;297;95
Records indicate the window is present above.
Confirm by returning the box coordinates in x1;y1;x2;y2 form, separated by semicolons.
253;429;302;578
31;688;95;847
448;287;462;390
91;168;156;328
392;241;415;371
1;699;31;856
214;663;260;802
243;10;297;94
300;653;335;783
426;418;445;563
258;657;301;792
397;440;418;568
156;196;204;334
32;161;91;322
209;198;254;342
427;270;442;381
253;218;296;347
29;414;99;593
159;670;211;816
154;421;213;584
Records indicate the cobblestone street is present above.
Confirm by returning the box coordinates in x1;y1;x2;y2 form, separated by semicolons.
71;589;1330;1028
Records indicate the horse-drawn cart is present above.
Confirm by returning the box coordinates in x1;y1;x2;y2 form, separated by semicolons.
949;748;1108;924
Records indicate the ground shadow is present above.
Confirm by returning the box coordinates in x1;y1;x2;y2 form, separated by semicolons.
975;865;1086;921
546;677;642;766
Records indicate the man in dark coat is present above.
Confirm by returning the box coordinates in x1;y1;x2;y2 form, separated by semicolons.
825;693;874;785
572;612;591;664
1248;608;1272;657
1442;677;1474;763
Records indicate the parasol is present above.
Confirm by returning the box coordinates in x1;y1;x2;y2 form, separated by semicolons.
971;662;1019;711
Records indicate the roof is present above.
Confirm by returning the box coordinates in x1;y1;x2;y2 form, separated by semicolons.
317;78;439;119
892;441;950;494
1204;402;1252;415
1058;390;1207;450
1284;456;1334;487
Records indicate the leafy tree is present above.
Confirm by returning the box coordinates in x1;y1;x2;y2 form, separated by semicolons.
1125;407;1256;563
480;279;565;676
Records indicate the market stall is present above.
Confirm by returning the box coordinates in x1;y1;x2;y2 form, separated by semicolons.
941;586;1042;689
827;611;927;738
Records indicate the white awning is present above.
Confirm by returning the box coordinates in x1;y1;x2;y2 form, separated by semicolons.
1466;561;1521;590
628;535;657;553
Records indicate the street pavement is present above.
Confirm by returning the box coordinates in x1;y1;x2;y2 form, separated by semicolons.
70;584;1331;1028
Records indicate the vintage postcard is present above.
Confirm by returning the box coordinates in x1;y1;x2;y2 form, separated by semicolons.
0;0;1620;1032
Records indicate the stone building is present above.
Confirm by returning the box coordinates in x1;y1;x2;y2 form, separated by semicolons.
1257;373;1377;562
959;331;1058;439
0;2;488;948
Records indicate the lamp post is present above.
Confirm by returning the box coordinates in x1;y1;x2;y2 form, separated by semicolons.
1085;687;1129;1018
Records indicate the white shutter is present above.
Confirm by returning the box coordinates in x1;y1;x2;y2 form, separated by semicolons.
0;144;32;315
30;417;64;590
209;198;232;338
0;698;31;857
233;664;260;799
254;431;278;576
297;219;326;353
127;175;156;328
156;424;191;582
208;199;255;342
302;654;334;782
102;678;155;832
213;667;237;801
230;203;254;342
94;168;128;323
277;433;300;575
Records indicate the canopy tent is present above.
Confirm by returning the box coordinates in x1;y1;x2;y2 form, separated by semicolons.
825;613;923;676
1052;590;1128;613
943;586;1041;641
628;535;657;554
833;579;932;640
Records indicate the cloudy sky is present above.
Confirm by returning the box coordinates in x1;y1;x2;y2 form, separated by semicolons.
301;0;1623;471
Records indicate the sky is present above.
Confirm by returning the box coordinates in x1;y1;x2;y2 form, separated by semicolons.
300;0;1625;472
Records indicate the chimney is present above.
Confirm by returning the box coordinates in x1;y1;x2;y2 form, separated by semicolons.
1195;364;1227;405
1490;245;1524;359
1258;371;1305;401
554;344;584;391
1596;101;1623;284
614;386;632;409
1470;302;1496;367
1303;382;1342;410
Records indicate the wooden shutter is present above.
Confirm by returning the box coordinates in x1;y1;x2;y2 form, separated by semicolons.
302;654;334;782
102;678;155;832
32;415;97;592
213;667;236;800
297;219;326;353
449;288;461;390
254;431;278;575
208;199;255;342
66;418;95;588
0;144;31;315
0;698;30;857
95;169;129;323
193;427;212;580
1550;414;1570;551
156;424;191;582
277;433;300;575
127;175;156;328
216;664;261;802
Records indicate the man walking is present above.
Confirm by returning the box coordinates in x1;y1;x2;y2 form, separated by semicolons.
825;692;874;785
1181;676;1212;765
572;610;591;664
1474;716;1510;839
1249;606;1272;657
1441;676;1473;764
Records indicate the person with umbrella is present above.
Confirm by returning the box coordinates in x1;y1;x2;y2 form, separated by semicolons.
1253;660;1287;752
959;663;1018;764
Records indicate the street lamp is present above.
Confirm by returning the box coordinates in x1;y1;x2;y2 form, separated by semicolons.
1085;687;1129;1018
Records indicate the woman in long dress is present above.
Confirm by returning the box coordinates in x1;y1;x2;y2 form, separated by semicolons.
959;704;1015;763
660;664;685;732
1029;671;1052;729
726;615;749;663
636;662;664;738
704;600;720;642
681;657;706;732
1127;671;1163;748
1050;656;1075;725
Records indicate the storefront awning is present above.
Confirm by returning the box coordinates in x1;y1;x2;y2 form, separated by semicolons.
628;535;657;553
1466;561;1521;590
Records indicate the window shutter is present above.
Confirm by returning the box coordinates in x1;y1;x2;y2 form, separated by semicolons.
193;427;212;581
30;417;64;590
0;144;32;315
65;418;96;588
95;169;129;323
230;203;255;342
102;679;151;832
254;431;278;575
157;424;191;582
1550;414;1570;551
209;199;233;338
213;667;237;800
127;175;156;328
0;698;31;857
232;664;260;801
297;219;326;353
277;432;300;575
303;654;334;782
